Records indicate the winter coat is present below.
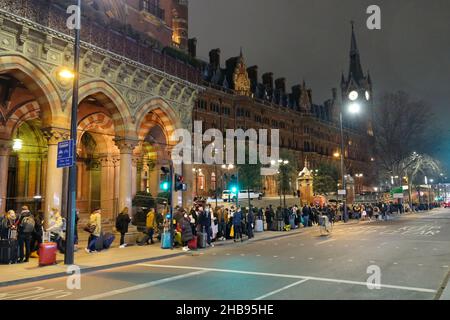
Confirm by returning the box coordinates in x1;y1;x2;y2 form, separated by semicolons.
233;211;242;226
116;212;131;234
89;211;102;237
198;210;211;227
181;217;194;242
247;211;254;225
18;210;34;235
46;212;63;235
146;211;156;230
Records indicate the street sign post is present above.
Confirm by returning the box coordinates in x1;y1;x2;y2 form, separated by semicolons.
57;140;74;168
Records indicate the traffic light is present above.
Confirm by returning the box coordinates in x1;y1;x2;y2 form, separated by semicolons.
160;166;170;191
231;186;238;195
174;174;185;192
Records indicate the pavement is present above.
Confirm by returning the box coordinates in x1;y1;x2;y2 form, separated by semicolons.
1;208;449;300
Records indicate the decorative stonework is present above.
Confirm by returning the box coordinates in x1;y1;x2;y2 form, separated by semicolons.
233;53;251;96
41;128;70;145
114;138;138;154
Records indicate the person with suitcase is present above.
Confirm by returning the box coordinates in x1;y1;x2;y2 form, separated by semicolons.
233;207;243;242
0;210;18;264
46;208;64;253
246;208;254;239
85;208;102;253
146;208;157;245
181;213;194;251
17;206;35;263
116;207;131;248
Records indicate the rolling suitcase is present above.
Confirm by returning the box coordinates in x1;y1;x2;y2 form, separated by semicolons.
161;231;172;249
198;228;207;248
255;219;264;232
39;242;57;266
289;216;295;230
188;236;198;250
136;232;150;246
0;239;18;264
103;233;115;249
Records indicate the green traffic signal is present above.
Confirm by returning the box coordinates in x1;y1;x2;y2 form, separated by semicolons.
160;181;170;191
231;186;237;194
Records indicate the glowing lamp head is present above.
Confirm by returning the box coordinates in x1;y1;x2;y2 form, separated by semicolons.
333;152;340;158
12;138;23;151
231;186;237;194
365;91;370;101
348;90;358;101
348;102;361;114
59;69;75;80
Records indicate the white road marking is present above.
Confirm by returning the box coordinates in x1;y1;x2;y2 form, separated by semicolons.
290;257;295;259
348;259;353;262
79;270;209;300
308;257;314;260
240;254;245;256
418;264;423;267
273;255;278;258
442;266;449;268
256;254;261;257
393;262;398;265
328;258;333;261
315;239;336;246
254;279;309;300
226;253;230;256
137;264;437;294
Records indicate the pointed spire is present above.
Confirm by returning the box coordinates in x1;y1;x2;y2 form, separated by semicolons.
350;20;358;54
348;22;364;85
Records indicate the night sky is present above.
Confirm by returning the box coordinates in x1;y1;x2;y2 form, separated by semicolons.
189;0;450;170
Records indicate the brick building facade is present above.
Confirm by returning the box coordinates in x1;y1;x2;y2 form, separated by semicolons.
190;26;376;198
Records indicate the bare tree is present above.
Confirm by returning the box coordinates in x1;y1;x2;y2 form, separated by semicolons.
373;91;432;180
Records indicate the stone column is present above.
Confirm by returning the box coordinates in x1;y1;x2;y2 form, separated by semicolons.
42;128;69;222
183;163;194;208
99;156;114;218
115;139;137;212
131;156;138;199
0;139;10;213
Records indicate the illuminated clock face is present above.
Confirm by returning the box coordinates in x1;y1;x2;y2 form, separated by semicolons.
348;90;358;101
365;91;370;101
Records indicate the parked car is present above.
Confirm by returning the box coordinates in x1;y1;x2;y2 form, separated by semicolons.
444;202;450;208
222;190;262;202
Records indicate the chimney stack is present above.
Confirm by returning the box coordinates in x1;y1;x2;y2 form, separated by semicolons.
275;78;286;93
292;85;301;103
188;38;197;58
262;72;274;90
209;49;221;69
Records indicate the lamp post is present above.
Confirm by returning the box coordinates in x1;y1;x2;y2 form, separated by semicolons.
355;173;364;194
339;89;369;223
222;164;235;204
64;0;81;265
192;168;201;198
277;159;289;209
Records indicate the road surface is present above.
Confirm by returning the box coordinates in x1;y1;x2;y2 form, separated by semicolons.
1;208;449;300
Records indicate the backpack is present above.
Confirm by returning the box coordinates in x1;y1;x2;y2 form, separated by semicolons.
21;216;35;233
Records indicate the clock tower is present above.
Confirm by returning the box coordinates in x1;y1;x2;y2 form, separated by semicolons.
340;22;373;136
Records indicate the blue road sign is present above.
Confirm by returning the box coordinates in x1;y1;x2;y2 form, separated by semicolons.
57;140;74;168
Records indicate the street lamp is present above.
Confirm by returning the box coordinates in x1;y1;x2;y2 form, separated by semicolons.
339;91;369;223
64;0;81;265
192;168;202;197
222;164;235;204
276;159;289;209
